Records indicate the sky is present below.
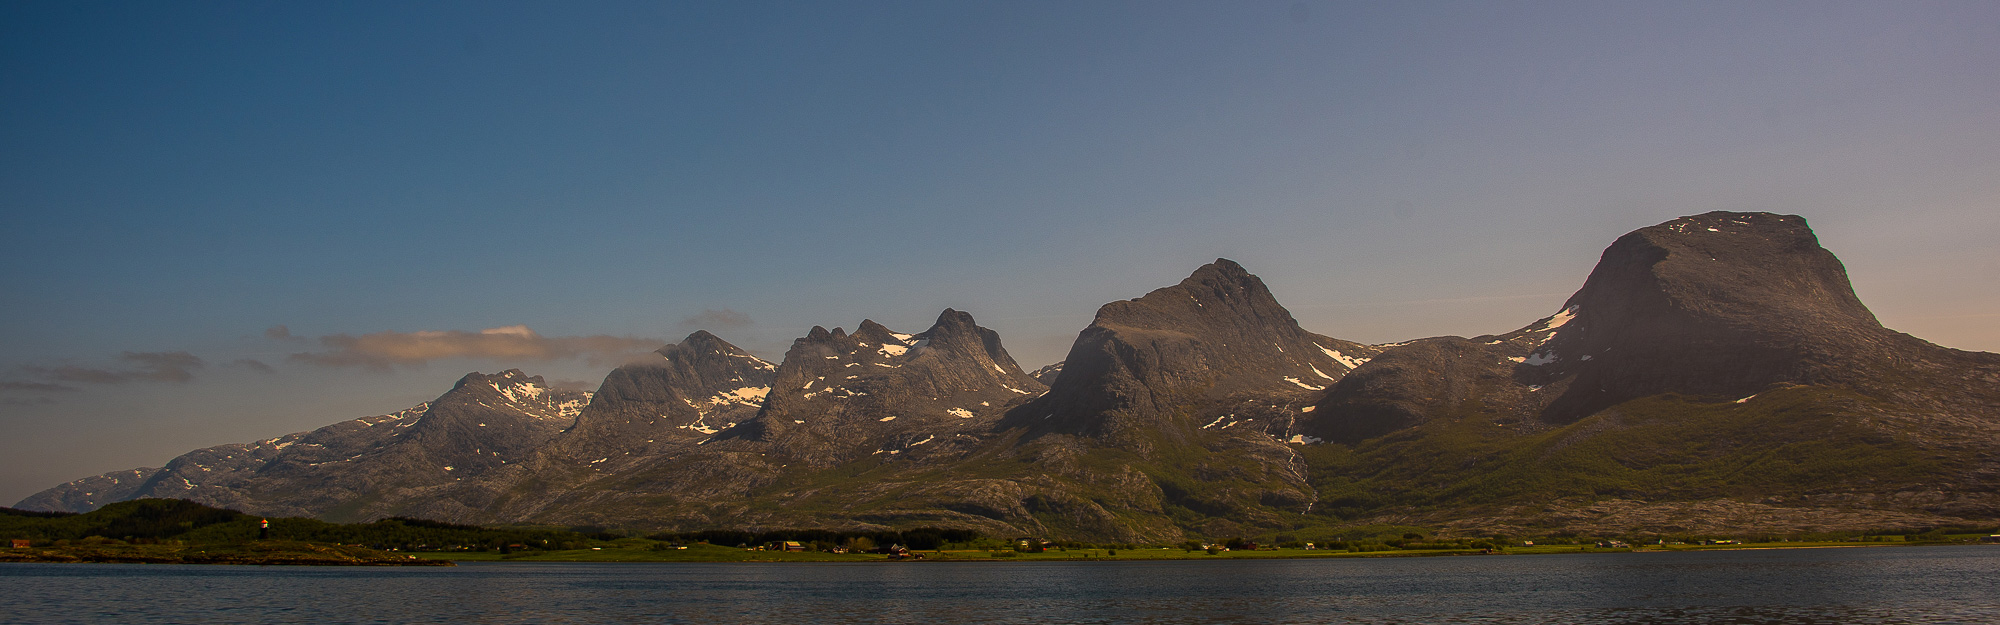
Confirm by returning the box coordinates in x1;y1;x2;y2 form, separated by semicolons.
2;1;1997;505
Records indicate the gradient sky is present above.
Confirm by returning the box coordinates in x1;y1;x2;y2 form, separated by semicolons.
3;1;1997;504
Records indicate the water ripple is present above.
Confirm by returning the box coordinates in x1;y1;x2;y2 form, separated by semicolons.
3;546;1996;624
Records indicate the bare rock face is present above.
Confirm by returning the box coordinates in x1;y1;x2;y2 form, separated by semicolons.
551;331;777;461
397;370;587;472
11;468;161;514
1016;259;1374;446
731;309;1046;468
963;260;1379;537
20;370;587;520
1297;211;2000;527
1028;362;1064;385
1524;211;1948;422
1305;212;2000;441
1296;336;1526;445
478;309;1052;531
464;334;780;526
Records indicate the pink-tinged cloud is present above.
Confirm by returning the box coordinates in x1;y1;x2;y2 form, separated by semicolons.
287;325;662;369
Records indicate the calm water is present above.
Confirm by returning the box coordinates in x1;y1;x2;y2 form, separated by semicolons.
3;546;1997;624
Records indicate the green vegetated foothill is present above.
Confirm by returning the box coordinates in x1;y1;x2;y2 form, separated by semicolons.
1304;387;1944;519
8;498;1991;565
0;499;520;565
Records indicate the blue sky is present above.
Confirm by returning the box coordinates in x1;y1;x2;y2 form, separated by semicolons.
3;1;1997;504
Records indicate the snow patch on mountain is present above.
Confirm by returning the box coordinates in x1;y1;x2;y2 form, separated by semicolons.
493;382;545;402
711;386;770;407
1316;343;1368;369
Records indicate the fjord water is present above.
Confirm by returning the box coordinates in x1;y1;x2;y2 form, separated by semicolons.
4;547;1996;624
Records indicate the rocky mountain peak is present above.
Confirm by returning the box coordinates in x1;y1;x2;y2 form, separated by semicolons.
1020;260;1374;447
1520;211;1912;421
851;319;901;345
1302;211;1993;442
653;331;776;375
924;308;1018;369
728;309;1044;467
408;370;589;462
449;368;538;392
1091;259;1294;336
549;332;777;459
674;329;737;355
430;369;583;420
1192;256;1250;276
1562;212;1877;335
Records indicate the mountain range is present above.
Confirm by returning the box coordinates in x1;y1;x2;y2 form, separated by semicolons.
20;212;1999;541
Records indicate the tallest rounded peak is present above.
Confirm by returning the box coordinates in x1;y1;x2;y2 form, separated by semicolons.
1564;210;1877;340
1641;212;1816;245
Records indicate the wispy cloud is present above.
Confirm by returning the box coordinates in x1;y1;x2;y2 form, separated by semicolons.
21;351;206;384
2;351;207;401
229;358;275;373
265;325;306;342
288;325;662;369
678;309;753;331
0;381;80;393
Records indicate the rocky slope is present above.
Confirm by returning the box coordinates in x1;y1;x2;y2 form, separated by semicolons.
1296;212;2000;533
21;212;1999;540
22;371;588;521
473;310;1050;531
1013;259;1374;442
729;310;1045;465
546;331;777;464
894;259;1382;540
13;467;160;514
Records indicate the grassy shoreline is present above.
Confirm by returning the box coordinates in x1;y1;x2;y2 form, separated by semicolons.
0;539;452;566
13;500;1985;568
409;539;1986;564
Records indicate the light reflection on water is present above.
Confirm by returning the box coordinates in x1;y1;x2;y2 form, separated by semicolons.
3;546;1996;624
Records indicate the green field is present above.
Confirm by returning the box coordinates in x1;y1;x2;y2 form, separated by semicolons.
410;538;1972;563
1;538;448;565
13;498;1985;567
